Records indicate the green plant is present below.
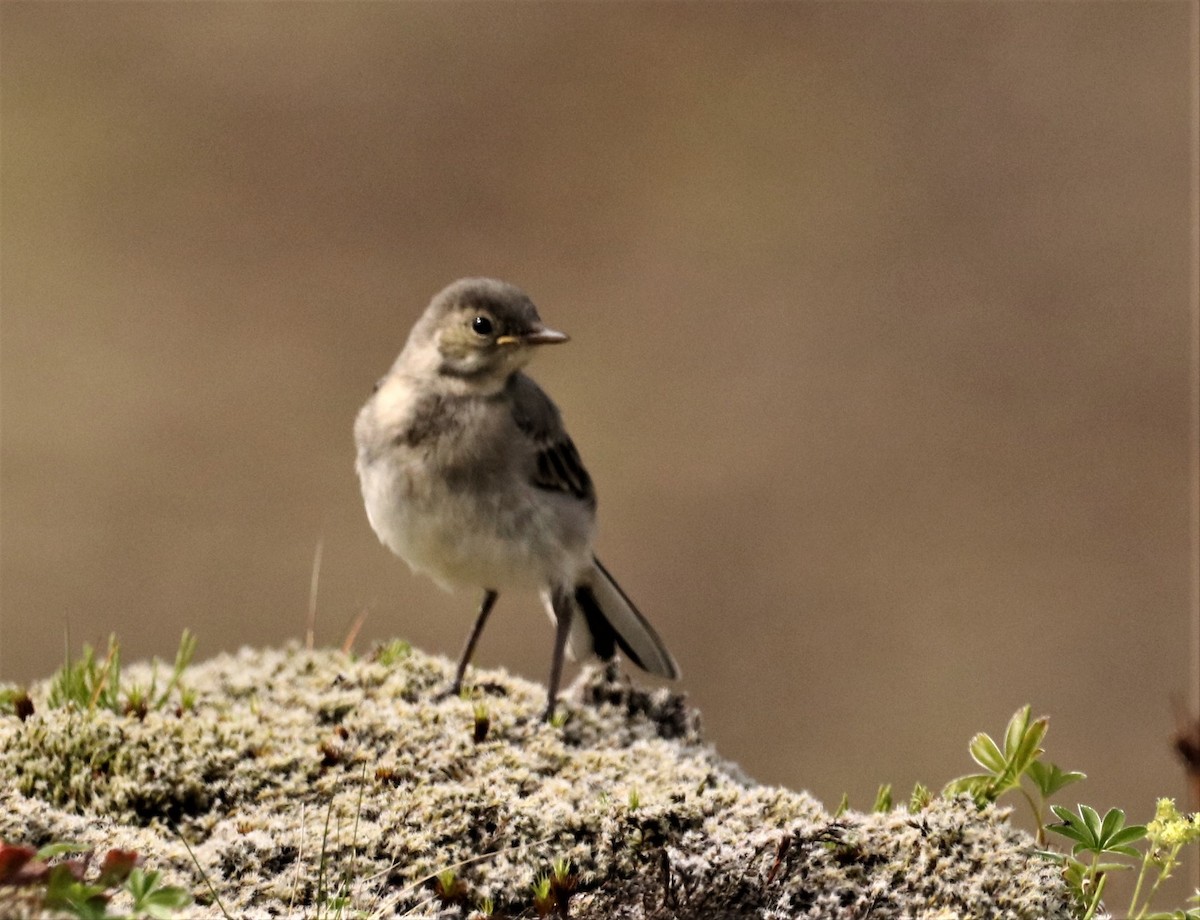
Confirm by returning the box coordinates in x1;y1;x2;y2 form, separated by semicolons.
434;867;468;905
0;841;192;919
908;782;933;813
943;705;1084;843
548;857;577;917
549;857;572;884
530;873;554;918
871;784;893;813
373;638;411;667
473;701;491;743
122;868;194;919
45;631;197;718
1041;800;1200;920
524;858;579;918
936;705;1200;919
48;635;122;712
1127;798;1200;919
150;629;197;711
1045;804;1146;919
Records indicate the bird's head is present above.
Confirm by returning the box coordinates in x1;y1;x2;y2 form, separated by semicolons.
405;278;568;387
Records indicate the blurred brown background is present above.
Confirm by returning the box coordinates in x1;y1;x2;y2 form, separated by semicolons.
2;0;1196;899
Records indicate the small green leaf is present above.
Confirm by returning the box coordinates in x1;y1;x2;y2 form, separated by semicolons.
126;866;193;918
968;732;1006;774
531;873;552;900
1048;822;1090;848
551;857;572;883
943;773;993;801
1098;806;1125;842
1010;716;1048;774
1027;761;1086;797
1079;804;1103;841
1108;824;1147;848
1049;803;1076;823
1003;706;1032;758
1049;805;1092;847
44;866;110;920
375;638;412;666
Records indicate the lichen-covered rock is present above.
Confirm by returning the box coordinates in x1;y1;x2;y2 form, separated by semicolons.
0;643;1076;918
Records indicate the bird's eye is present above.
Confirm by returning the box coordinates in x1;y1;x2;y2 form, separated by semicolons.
471;316;494;336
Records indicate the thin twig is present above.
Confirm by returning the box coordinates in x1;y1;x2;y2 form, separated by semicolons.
341;607;371;655
306;536;324;651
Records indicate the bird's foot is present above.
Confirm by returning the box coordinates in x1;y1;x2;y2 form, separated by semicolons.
434;681;463;703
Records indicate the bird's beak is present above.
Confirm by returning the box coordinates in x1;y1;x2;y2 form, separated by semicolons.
497;327;570;347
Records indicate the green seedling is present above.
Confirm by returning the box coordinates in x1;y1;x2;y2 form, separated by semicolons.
871;784;893;813
48;635;121;713
530;873;554;918
548;857;577;918
473;702;491;743
908;783;933;814
944;705;1083;843
434;868;467;905
46;631;197;718
373;639;411;667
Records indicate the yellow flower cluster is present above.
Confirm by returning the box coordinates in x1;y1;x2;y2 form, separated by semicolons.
1146;798;1200;851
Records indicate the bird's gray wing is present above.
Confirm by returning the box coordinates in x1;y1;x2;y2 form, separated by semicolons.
508;373;595;507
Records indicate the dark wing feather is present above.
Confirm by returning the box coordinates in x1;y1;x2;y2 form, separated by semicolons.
508;373;596;507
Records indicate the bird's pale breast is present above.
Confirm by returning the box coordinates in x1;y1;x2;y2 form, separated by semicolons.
355;376;592;592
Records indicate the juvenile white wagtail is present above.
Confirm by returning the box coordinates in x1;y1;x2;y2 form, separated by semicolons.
354;278;679;720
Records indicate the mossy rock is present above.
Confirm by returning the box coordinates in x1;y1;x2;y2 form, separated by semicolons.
0;643;1075;918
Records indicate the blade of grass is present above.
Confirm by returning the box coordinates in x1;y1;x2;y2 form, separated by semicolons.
176;828;231;920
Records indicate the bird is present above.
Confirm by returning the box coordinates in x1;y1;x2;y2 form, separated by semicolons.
354;278;679;720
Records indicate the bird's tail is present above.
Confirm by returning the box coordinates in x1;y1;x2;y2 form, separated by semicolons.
567;557;680;679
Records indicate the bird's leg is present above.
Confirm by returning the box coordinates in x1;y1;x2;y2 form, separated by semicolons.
543;587;574;722
443;589;499;698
